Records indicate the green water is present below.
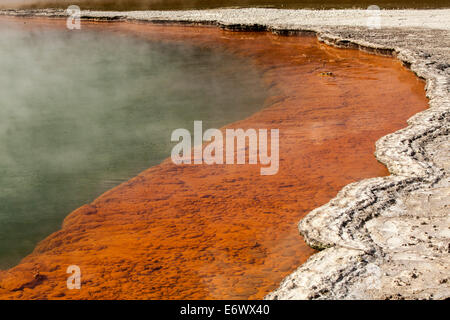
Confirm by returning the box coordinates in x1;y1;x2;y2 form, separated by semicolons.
6;0;449;10
0;24;267;269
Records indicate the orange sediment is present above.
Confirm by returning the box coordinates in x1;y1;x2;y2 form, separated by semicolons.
0;18;429;299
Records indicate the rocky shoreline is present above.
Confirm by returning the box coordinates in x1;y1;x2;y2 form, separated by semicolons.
1;8;449;299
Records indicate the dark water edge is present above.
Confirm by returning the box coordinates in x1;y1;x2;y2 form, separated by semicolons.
5;0;450;11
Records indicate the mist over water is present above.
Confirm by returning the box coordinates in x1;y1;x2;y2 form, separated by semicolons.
0;22;267;268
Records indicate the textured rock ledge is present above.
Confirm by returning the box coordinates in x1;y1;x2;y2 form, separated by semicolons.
1;8;449;299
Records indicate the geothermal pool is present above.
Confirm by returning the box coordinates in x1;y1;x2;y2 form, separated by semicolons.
0;18;267;268
0;18;428;299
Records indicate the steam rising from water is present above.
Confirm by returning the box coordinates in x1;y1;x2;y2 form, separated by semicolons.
0;21;267;268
